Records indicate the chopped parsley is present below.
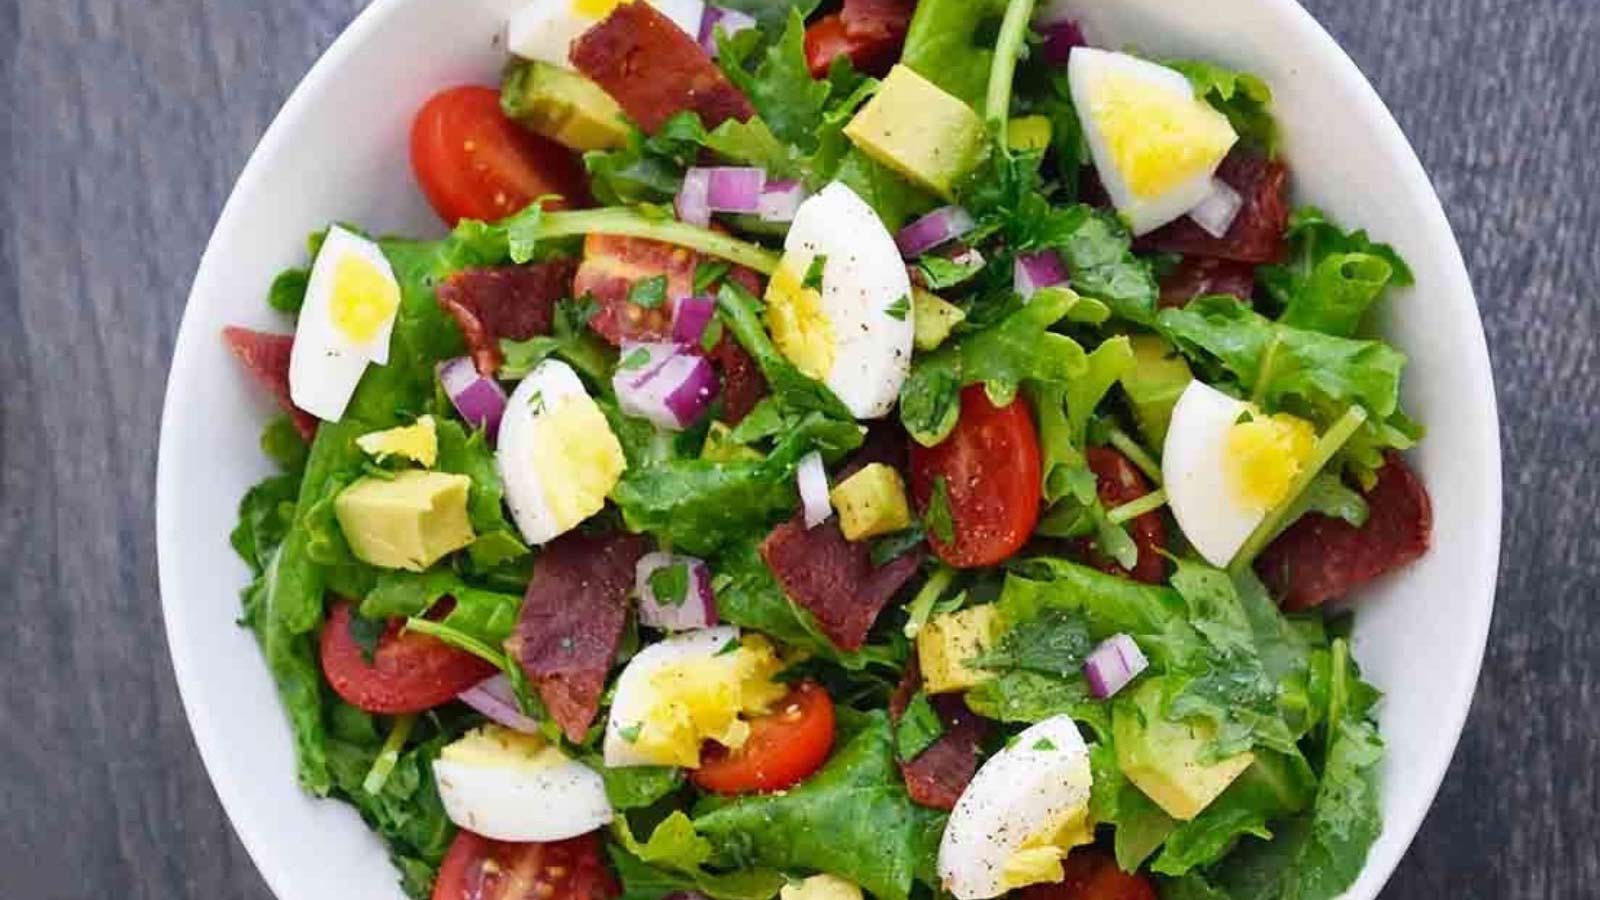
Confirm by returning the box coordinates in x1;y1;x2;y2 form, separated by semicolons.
648;561;691;607
619;347;652;371
925;476;955;544
802;254;828;290
628;274;669;309
694;260;732;293
886;293;911;321
895;692;945;761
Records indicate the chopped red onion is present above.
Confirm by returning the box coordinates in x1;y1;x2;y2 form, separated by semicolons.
1038;19;1086;65
1014;251;1068;299
458;674;541;734
1187;178;1244;239
698;5;757;56
1083;634;1149;699
636;552;718;631
797;451;831;529
948;245;985;269
673;295;717;345
757;179;807;223
613;343;719;430
676;168;712;227
701;167;767;213
437;356;508;442
895;205;977;258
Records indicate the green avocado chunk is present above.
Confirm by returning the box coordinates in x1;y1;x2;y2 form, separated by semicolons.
501;59;628;152
334;470;476;572
843;65;986;201
1120;334;1194;449
1113;678;1255;821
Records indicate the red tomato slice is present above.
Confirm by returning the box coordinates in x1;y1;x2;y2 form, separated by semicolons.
1016;848;1157;900
320;600;497;715
803;1;913;78
691;681;836;795
410;85;590;227
433;831;618;900
909;385;1043;569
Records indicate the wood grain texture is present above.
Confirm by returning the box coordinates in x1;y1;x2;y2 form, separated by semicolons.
0;0;1595;898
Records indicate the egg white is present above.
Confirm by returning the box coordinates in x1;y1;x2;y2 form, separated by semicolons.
1162;380;1265;567
433;728;612;842
289;225;401;422
777;182;914;420
496;359;623;546
1068;47;1237;236
938;715;1094;900
603;625;740;768
508;0;706;69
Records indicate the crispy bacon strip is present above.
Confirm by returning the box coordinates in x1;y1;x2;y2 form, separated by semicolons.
510;531;651;742
1137;151;1291;264
759;513;924;651
1256;453;1432;611
889;662;986;810
1159;256;1257;309
570;2;754;134
1076;447;1168;584
437;260;579;375
222;327;318;440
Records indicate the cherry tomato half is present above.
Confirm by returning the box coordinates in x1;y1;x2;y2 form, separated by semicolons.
410;85;590;226
1016;847;1157;900
691;681;836;795
320;600;497;715
432;831;618;900
909;385;1043;569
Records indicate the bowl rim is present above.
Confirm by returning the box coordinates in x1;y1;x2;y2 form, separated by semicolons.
156;1;1502;897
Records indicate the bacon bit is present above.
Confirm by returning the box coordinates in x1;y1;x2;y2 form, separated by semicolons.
1159;256;1257;308
570;2;754;134
436;260;579;375
1137;151;1291;263
221;327;319;440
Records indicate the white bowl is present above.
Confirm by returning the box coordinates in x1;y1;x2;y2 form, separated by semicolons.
156;0;1502;897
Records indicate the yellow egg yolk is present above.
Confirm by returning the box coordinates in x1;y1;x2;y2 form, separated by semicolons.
531;394;626;534
628;636;788;769
572;0;631;17
1224;412;1318;510
356;415;438;467
1088;70;1237;199
764;254;836;383
441;724;569;771
998;804;1094;890
330;254;401;344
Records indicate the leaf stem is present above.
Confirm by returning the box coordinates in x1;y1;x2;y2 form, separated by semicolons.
1106;488;1168;525
986;0;1040;134
535;209;780;273
362;713;417;795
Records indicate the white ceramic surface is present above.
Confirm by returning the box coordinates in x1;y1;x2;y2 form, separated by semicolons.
156;1;1502;898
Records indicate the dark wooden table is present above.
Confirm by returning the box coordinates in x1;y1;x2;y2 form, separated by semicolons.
2;1;1596;897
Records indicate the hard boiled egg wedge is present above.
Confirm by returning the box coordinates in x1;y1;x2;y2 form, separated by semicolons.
508;0;706;69
938;715;1095;900
289;225;402;422
1068;48;1238;236
1163;380;1319;567
765;182;914;420
433;723;612;842
604;626;787;769
496;359;627;546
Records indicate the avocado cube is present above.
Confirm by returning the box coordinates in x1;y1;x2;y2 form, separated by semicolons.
844;66;986;200
334;470;476;572
912;288;966;351
1113;679;1255;821
917;604;1001;694
1007;115;1053;153
830;463;913;541
1121;334;1193;449
501;60;628;152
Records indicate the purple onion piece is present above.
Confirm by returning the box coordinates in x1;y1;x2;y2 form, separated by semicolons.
636;552;718;631
1039;19;1086;66
614;344;718;430
436;356;508;442
895;205;977;258
676;168;712;227
1014;251;1069;299
1187;178;1244;239
457;674;541;733
673;296;717;345
698;5;757;56
1083;633;1149;699
757;179;807;223
796;451;831;529
702;167;767;213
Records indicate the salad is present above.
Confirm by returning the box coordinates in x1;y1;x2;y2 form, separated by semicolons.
222;1;1435;899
